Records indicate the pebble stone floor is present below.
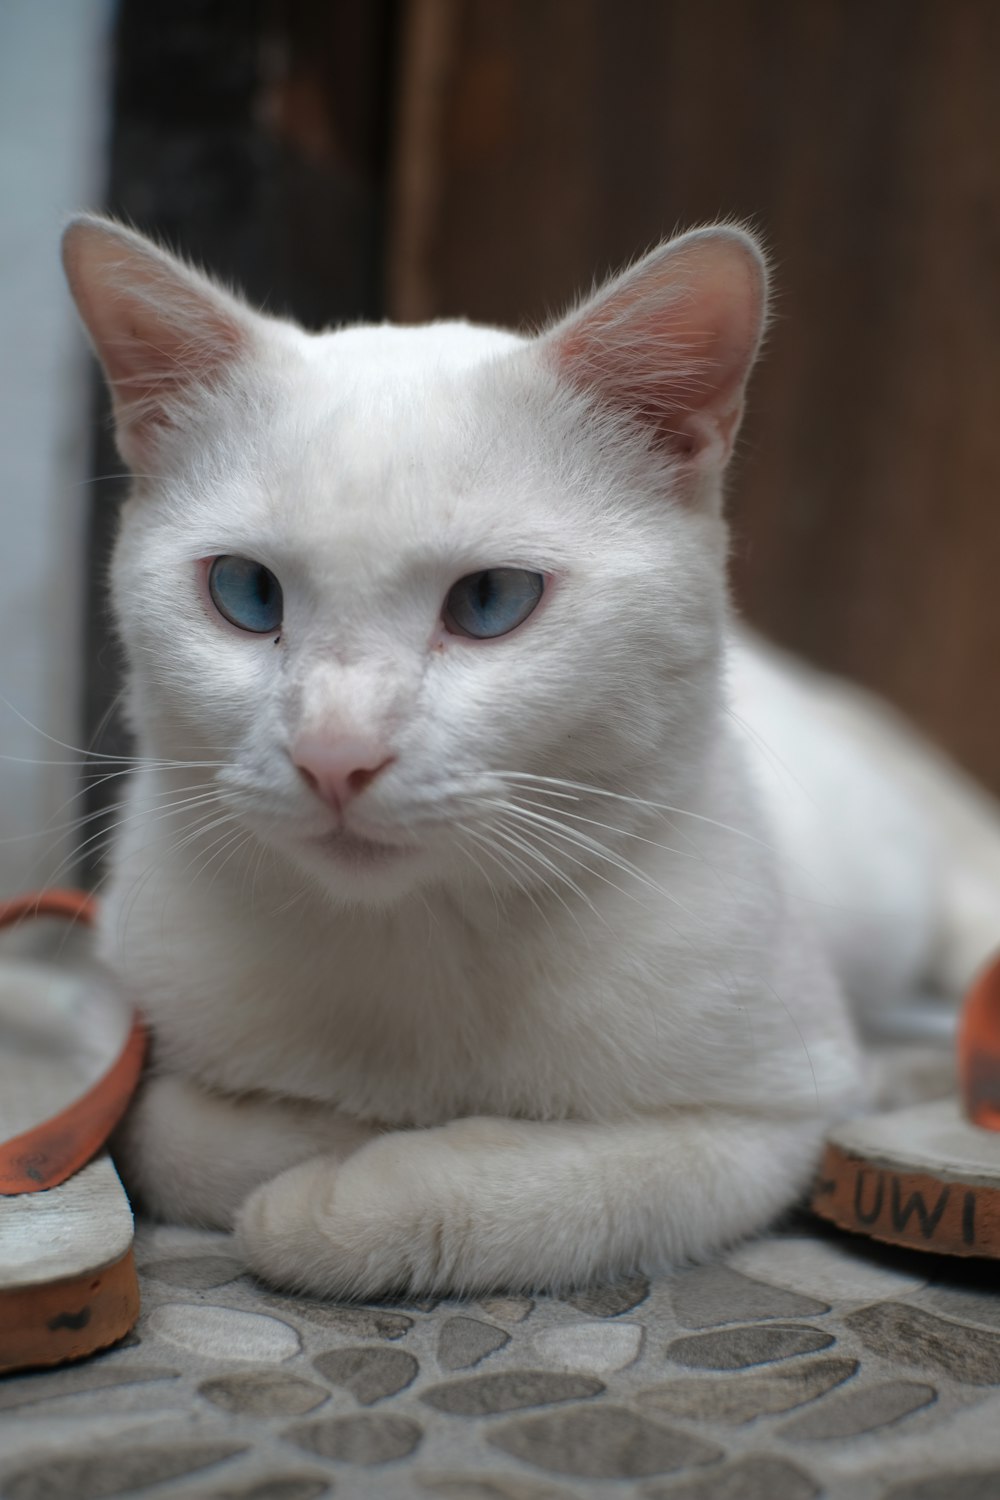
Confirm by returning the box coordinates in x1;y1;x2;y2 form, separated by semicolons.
3;1214;1000;1500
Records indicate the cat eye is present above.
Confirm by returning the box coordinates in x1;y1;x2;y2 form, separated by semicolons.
443;568;544;639
208;555;284;634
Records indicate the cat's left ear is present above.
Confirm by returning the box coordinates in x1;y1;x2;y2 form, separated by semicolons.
544;226;768;487
62;215;259;469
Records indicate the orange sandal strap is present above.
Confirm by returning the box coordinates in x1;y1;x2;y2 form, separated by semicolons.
0;890;148;1194
958;950;1000;1131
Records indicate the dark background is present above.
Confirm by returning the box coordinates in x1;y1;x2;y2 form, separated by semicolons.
87;0;1000;809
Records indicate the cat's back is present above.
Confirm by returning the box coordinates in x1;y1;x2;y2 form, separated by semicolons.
726;628;940;1012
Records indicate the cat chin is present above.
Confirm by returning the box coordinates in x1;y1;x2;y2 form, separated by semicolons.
283;829;516;913
281;831;434;908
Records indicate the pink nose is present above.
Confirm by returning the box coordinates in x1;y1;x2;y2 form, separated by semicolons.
292;737;395;812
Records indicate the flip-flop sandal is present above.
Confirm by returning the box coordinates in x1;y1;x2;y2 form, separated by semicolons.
0;891;147;1374
812;951;1000;1257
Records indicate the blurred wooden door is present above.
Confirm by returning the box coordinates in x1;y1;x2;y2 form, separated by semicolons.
389;0;1000;794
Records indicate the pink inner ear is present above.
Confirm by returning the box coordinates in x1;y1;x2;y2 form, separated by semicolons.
548;230;767;467
63;217;251;467
103;290;246;423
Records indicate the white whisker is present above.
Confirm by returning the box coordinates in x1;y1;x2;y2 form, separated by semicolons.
458;821;556;933
489;817;599;932
494;771;780;854
497;809;650;916
501;801;703;923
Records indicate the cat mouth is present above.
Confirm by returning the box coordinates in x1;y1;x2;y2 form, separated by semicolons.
310;829;417;866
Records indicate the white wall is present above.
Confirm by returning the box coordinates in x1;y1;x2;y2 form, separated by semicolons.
0;0;112;893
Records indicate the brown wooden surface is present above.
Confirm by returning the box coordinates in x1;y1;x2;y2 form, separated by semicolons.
0;1248;139;1375
388;0;1000;794
812;1141;1000;1259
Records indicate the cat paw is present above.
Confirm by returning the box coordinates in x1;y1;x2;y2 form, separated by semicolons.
233;1127;487;1298
234;1142;418;1297
235;1156;337;1292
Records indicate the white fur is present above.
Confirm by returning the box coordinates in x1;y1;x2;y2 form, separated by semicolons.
61;217;1000;1298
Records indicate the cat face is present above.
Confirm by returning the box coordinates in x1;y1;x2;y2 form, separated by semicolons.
65;220;765;907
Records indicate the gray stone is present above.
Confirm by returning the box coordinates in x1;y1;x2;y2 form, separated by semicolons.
670;1265;829;1328
644;1454;820;1500
438;1316;511;1370
421;1370;603;1416
668;1323;834;1370
845;1303;1000;1386
199;1371;329;1416
565;1275;649;1317
189;1482;330;1500
533;1321;642;1372
2;1443;248;1500
478;1297;535;1323
416;1477;570;1500
257;1296;412;1340
915;1283;1000;1329
141;1255;243;1289
639;1356;858;1424
0;1364;179;1412
145;1303;300;1361
883;1472;1000;1500
780;1379;936;1440
285;1413;423;1465
489;1404;722;1479
312;1346;418;1404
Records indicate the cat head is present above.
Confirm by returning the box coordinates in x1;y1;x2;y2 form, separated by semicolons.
63;216;766;908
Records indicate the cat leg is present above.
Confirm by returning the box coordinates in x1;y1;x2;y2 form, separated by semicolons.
234;1110;823;1298
115;1073;378;1230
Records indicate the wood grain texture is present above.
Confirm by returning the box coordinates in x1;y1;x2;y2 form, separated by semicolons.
0;1246;139;1375
389;0;1000;792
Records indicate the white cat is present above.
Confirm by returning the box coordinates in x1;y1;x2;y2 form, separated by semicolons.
61;215;1000;1297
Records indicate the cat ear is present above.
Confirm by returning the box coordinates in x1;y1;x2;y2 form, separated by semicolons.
62;215;258;469
544;226;768;486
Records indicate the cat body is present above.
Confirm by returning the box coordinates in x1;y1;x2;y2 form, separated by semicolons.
61;218;997;1296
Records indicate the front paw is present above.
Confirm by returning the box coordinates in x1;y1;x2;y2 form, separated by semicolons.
234;1144;424;1299
236;1157;335;1292
235;1121;535;1299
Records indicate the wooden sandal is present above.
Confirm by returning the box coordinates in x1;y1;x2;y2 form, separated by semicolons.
812;951;1000;1257
0;891;147;1373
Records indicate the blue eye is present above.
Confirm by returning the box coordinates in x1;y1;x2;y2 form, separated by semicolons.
444;568;544;639
208;555;283;634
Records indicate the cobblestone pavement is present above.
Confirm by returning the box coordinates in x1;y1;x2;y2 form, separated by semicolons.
3;1212;1000;1500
